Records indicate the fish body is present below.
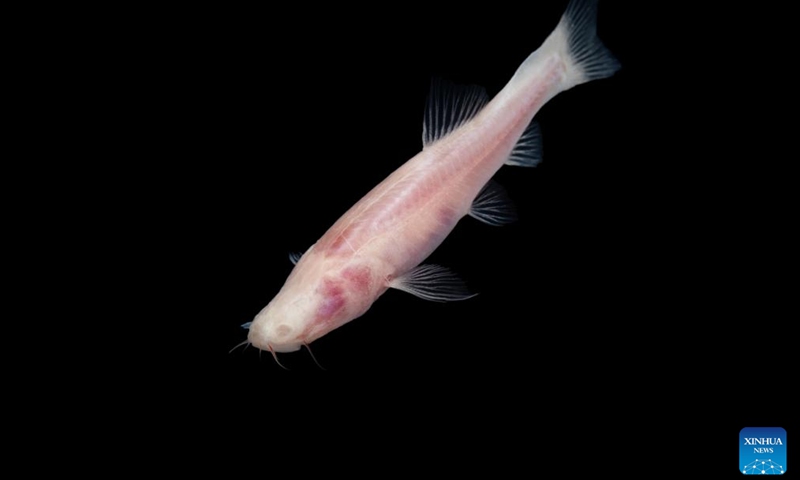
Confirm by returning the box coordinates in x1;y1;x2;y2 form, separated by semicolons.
246;0;619;354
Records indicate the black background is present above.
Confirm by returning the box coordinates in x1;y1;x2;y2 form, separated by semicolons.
105;1;795;475
179;2;645;370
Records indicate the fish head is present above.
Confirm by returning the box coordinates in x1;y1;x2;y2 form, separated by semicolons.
247;258;380;353
246;292;315;353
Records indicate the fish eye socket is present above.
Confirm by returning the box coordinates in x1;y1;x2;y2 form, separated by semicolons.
275;324;292;337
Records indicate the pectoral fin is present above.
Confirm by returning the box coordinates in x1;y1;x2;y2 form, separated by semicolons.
389;264;477;302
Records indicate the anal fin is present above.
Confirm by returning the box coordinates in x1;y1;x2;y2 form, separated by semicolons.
505;121;542;167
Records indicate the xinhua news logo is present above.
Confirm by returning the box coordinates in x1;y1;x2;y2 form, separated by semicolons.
740;427;787;475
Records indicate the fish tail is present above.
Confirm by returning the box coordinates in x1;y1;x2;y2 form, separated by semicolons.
541;0;620;89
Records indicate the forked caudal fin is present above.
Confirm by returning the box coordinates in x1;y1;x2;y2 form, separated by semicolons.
536;0;620;90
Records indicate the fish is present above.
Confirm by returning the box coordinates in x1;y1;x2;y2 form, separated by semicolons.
241;0;619;362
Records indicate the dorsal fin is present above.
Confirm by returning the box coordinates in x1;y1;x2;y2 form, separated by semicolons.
422;78;489;148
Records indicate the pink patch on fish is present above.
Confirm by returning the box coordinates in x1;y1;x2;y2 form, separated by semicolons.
317;280;345;320
342;265;372;293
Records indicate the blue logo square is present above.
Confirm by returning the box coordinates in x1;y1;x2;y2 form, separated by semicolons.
740;427;787;475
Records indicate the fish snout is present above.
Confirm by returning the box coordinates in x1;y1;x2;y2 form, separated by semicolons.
247;320;303;353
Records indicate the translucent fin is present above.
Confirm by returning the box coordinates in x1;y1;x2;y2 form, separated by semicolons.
537;0;620;90
469;180;517;226
241;322;252;329
289;245;314;265
505;121;542;167
389;264;477;302
422;78;489;148
561;0;620;84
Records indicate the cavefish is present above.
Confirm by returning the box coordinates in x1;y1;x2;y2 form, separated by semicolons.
238;0;619;364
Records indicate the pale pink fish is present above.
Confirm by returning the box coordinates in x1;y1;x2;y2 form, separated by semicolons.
242;0;619;361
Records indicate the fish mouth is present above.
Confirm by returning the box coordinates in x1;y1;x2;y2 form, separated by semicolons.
246;318;304;353
268;342;302;353
247;330;303;353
